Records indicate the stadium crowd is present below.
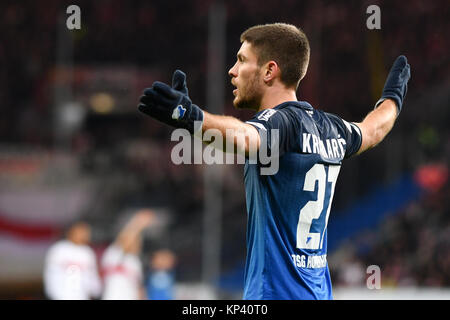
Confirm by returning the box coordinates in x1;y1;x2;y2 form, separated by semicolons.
331;178;450;288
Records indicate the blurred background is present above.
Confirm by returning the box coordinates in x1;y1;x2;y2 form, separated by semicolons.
0;0;448;299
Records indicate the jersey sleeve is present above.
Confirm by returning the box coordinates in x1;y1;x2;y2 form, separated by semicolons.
87;248;102;298
245;108;298;157
325;113;362;158
43;245;61;299
101;245;123;267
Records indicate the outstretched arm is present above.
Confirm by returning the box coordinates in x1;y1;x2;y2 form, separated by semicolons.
355;55;411;155
201;111;260;156
355;99;397;154
138;70;260;156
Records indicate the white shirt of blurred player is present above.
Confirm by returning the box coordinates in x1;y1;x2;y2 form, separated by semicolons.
43;240;102;300
101;244;143;300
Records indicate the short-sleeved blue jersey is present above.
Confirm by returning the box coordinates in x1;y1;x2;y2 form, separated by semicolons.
243;101;362;300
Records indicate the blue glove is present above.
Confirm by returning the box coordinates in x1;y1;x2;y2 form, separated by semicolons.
375;55;411;115
138;70;204;134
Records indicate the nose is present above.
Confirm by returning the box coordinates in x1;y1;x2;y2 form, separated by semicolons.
228;62;237;78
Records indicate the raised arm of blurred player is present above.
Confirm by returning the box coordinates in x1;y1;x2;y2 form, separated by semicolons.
114;209;155;254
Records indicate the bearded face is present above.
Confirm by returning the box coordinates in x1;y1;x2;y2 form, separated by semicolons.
232;68;264;110
229;41;265;111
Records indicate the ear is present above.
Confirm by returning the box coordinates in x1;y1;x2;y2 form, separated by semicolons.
263;61;280;85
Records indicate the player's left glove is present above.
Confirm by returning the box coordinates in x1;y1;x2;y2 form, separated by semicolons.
138;70;204;134
375;55;411;115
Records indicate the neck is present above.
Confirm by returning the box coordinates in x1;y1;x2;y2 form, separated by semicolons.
258;84;298;112
68;237;84;245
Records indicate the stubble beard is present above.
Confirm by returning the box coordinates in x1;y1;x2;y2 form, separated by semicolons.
233;72;263;111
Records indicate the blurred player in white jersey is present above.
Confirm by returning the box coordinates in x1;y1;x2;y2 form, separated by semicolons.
43;221;102;300
101;209;155;300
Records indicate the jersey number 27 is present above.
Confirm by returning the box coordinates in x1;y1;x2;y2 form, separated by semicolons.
296;164;340;250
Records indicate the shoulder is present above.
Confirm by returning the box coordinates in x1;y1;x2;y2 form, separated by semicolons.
101;244;124;263
249;101;312;126
275;101;315;123
67;242;96;258
103;244;123;258
320;111;362;158
45;240;73;261
323;111;361;136
48;240;69;253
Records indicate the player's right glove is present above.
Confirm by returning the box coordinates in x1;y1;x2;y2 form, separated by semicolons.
375;55;411;115
138;70;204;134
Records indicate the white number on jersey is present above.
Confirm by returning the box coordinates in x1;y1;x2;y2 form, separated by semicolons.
296;164;340;250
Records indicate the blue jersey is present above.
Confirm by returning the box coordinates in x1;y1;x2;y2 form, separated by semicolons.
146;270;175;300
243;101;362;300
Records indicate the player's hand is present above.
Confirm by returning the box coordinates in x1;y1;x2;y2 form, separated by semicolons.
138;70;204;134
134;209;156;228
375;55;411;115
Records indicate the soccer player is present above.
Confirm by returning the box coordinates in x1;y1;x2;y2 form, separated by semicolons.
101;209;155;300
146;249;177;300
43;221;102;300
138;23;410;299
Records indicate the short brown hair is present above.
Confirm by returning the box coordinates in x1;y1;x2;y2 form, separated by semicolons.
240;23;310;88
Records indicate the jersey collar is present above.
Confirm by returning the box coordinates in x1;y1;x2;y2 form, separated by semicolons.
275;100;313;110
256;101;313;115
